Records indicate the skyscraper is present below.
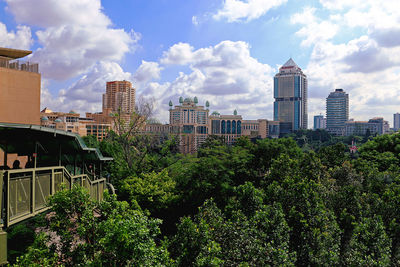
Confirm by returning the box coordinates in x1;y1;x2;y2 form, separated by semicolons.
273;58;308;133
394;113;400;131
314;114;326;130
103;80;136;113
326;89;349;135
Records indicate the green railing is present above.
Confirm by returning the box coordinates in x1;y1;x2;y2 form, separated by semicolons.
0;166;106;229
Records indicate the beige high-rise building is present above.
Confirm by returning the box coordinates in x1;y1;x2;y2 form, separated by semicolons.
103;80;135;113
0;47;40;125
169;97;209;154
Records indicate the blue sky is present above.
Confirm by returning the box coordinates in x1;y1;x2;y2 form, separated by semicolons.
1;0;400;126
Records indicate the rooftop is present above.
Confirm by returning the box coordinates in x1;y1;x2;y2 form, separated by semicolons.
0;47;32;60
41;107;53;113
280;58;300;70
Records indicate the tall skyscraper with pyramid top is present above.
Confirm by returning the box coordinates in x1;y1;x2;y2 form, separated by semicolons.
273;58;308;133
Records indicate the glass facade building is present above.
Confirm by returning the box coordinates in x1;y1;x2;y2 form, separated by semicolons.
326;89;349;136
394;113;400;131
273;58;308;133
313;115;326;130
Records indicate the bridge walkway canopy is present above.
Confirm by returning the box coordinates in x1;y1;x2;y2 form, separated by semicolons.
0;123;114;264
0;122;112;174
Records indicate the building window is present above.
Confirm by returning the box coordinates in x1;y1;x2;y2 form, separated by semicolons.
221;120;226;134
183;125;194;133
227;120;231;134
237;121;241;134
232;120;236;134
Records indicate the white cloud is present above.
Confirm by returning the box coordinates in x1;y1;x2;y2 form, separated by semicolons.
161;43;197;65
213;0;287;22
291;7;339;47
192;16;199;26
31;26;137;80
133;61;163;84
343;36;398;73
305;36;400;124
4;0;139;81
141;40;275;121
0;22;32;49
5;0;110;28
285;0;400;125
319;0;366;10
41;61;132;114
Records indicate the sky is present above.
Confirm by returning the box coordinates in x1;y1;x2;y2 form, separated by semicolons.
1;0;400;127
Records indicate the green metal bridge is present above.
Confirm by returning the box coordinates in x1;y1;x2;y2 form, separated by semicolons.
0;123;113;265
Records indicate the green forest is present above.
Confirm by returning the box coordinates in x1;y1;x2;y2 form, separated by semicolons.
9;127;400;266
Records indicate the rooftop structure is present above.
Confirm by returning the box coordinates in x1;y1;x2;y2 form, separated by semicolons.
0;47;32;59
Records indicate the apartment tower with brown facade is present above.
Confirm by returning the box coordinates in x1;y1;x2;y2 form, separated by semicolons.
103;80;136;113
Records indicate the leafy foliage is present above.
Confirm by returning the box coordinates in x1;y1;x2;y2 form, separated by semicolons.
15;187;171;266
15;130;400;266
120;169;178;213
169;199;295;266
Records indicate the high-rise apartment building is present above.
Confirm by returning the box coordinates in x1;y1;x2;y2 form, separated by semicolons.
314;115;327;130
85;80;135;136
394;113;400;131
326;89;349;136
103;80;135;113
273;58;308;133
0;47;40;125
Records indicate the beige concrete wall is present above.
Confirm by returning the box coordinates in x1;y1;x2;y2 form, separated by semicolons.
258;120;268;139
0;67;40;125
0;150;28;169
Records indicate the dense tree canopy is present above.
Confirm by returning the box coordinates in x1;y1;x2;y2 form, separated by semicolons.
11;130;400;266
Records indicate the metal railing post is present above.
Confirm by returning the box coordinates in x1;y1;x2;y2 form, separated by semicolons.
31;169;35;214
6;172;10;228
51;168;54;195
0;229;7;265
0;172;3;226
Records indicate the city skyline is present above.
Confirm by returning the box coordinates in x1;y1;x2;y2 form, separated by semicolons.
1;1;400;126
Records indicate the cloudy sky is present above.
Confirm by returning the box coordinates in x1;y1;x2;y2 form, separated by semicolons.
1;0;400;126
